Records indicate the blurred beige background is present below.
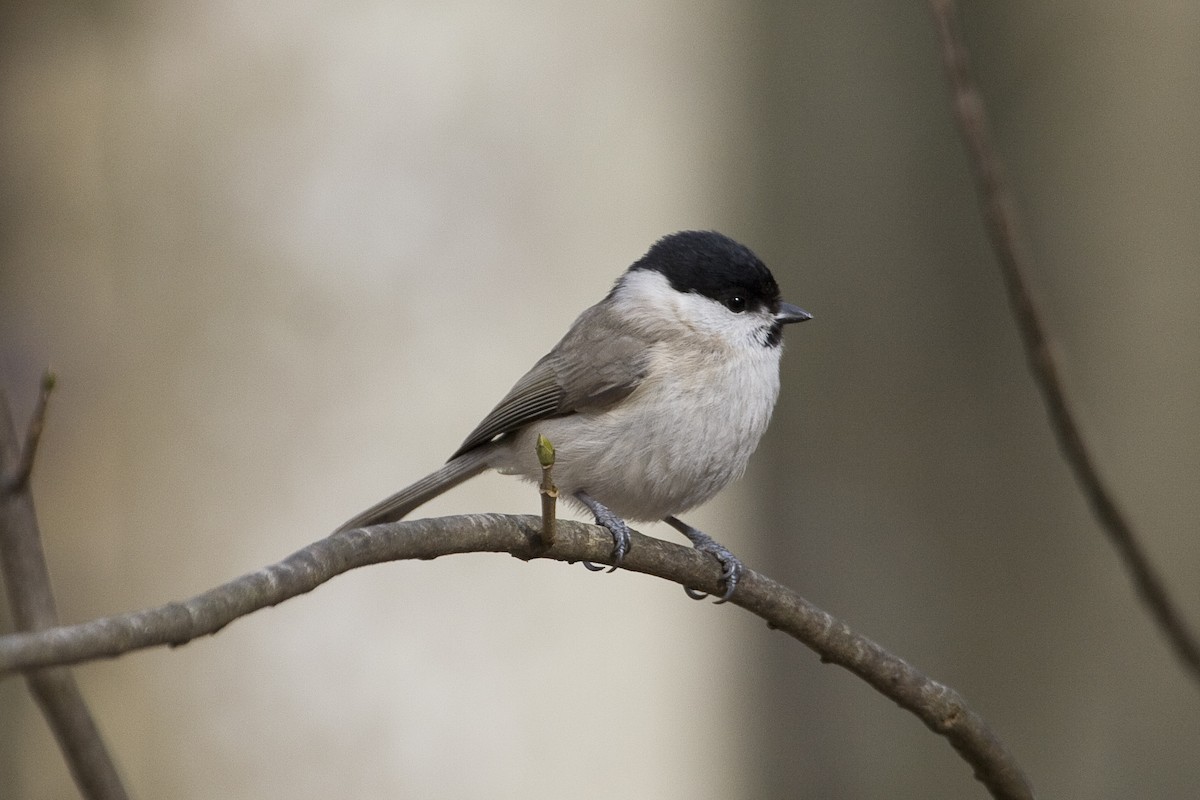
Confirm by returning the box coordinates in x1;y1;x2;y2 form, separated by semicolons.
3;2;1199;798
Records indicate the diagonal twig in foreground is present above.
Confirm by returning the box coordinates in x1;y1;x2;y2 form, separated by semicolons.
1;376;130;800
928;0;1200;684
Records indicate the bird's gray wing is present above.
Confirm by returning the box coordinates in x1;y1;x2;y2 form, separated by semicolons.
449;302;651;459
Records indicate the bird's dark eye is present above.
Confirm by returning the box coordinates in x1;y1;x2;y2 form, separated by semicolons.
724;295;748;313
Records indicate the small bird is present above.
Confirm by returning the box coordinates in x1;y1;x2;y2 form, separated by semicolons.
338;230;810;601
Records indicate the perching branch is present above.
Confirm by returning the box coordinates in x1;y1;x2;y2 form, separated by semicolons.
0;513;1033;800
1;378;130;800
928;0;1200;685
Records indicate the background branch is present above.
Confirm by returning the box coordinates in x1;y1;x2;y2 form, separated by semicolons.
1;381;129;800
3;372;54;494
928;0;1200;685
0;513;1033;800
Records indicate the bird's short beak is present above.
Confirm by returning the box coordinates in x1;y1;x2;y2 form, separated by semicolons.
777;302;813;324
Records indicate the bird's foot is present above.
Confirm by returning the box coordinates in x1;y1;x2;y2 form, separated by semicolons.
575;491;631;572
664;517;743;603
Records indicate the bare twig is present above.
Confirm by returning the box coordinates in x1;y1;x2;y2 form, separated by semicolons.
1;383;129;800
928;0;1200;685
536;434;558;546
3;371;55;494
0;514;1033;799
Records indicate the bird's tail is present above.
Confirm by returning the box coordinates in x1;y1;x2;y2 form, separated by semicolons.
335;448;492;532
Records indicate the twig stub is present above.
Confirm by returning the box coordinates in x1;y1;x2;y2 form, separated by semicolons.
536;434;558;547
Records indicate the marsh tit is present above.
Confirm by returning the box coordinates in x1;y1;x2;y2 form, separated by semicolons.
338;230;810;601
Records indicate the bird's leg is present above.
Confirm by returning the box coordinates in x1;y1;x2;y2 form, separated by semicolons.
663;516;743;603
574;491;631;573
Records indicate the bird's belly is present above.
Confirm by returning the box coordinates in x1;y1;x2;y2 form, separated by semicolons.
500;357;780;521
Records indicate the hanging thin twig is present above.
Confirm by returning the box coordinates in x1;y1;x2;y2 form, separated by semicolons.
927;0;1200;685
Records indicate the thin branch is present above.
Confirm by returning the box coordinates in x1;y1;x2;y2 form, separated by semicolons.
928;0;1200;684
24;671;130;800
3;370;56;494
0;514;1034;799
2;384;130;800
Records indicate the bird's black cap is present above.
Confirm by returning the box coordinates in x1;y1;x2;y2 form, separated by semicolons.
630;230;784;313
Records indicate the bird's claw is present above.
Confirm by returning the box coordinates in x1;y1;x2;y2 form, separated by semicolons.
665;517;743;604
581;531;627;572
685;543;742;603
584;520;629;572
575;491;631;573
581;533;628;572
